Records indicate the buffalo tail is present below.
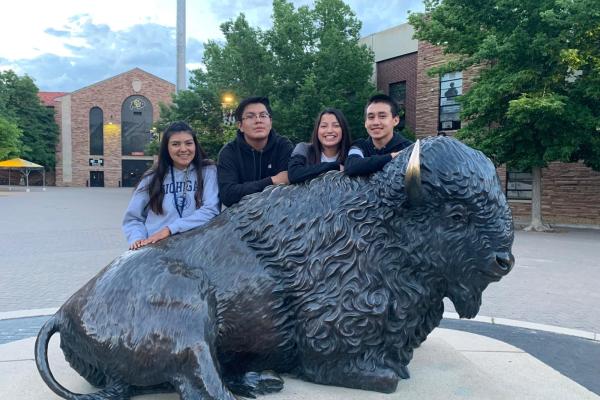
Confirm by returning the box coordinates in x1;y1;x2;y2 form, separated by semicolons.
35;315;80;399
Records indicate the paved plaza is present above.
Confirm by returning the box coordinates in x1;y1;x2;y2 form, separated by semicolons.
1;186;599;398
1;186;599;333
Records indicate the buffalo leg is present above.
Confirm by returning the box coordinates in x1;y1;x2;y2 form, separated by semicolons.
300;355;400;394
172;342;237;400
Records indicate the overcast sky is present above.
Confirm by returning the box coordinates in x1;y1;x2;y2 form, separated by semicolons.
0;0;424;92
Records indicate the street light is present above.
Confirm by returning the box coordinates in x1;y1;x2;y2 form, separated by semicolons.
222;94;234;104
221;93;236;125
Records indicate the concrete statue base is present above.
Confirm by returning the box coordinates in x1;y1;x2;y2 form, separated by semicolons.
1;328;596;400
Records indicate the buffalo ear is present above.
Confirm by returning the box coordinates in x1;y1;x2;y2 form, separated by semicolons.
405;140;424;207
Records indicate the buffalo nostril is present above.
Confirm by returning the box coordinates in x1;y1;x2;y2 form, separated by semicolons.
495;252;514;272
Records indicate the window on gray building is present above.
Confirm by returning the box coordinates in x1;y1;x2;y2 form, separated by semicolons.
389;81;406;129
89;107;103;156
121;95;153;155
439;71;462;131
506;170;533;200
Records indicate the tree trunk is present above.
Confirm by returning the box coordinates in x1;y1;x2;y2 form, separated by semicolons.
524;166;552;231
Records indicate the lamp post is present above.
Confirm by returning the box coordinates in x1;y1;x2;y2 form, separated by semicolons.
176;0;186;93
221;93;236;125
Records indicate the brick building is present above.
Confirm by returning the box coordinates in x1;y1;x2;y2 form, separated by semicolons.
44;68;174;188
361;24;600;226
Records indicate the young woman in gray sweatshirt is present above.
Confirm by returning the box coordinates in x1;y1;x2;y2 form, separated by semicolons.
122;122;220;250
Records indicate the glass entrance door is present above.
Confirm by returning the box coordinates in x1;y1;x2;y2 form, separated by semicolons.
90;171;104;187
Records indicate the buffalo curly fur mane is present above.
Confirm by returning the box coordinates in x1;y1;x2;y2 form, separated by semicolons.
220;137;505;378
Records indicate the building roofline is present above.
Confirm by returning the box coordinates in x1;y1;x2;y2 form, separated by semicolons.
361;22;413;40
38;92;69;106
66;68;175;96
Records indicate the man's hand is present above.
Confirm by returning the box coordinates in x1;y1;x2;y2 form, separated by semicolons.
391;151;400;158
130;227;171;250
271;171;289;185
339;164;344;172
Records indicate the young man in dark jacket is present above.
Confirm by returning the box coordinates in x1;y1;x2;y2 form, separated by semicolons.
345;94;413;176
217;96;293;207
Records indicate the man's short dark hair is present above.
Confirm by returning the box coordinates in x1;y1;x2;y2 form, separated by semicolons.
235;96;273;122
364;94;399;117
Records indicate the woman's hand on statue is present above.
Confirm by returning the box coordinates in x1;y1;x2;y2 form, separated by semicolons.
131;227;171;250
129;239;145;250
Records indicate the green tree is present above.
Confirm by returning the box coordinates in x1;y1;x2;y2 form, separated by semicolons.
151;70;232;160
203;14;275;100
0;116;22;160
157;0;375;149
410;0;600;231
0;70;59;168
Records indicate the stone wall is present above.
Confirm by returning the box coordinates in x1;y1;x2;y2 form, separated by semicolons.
505;163;600;225
496;162;600;225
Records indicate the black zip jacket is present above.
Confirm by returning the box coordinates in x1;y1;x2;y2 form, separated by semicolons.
345;132;413;176
217;129;293;207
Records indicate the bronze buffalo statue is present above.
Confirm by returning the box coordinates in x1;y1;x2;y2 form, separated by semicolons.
35;136;514;399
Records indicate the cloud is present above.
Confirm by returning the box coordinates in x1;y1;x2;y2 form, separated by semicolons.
205;0;314;32
0;57;19;73
187;39;204;64
348;1;425;35
207;0;272;22
44;28;71;37
8;16;204;91
68;13;90;23
204;1;424;37
4;1;425;92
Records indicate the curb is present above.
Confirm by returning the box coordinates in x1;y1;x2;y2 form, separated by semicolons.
0;308;58;321
443;312;600;342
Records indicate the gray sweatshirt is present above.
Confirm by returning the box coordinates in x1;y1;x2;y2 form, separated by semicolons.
122;164;220;245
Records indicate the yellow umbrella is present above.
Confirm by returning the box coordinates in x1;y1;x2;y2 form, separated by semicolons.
0;158;45;191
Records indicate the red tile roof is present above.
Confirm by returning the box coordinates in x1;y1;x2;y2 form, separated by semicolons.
38;92;67;107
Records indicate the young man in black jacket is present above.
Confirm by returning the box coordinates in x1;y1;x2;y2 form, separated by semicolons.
345;94;413;176
217;96;293;207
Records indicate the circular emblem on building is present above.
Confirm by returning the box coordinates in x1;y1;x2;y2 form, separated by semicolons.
130;98;145;110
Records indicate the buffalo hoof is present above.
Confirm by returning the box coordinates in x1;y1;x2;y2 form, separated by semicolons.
343;366;400;393
366;368;400;393
226;370;284;398
397;365;410;379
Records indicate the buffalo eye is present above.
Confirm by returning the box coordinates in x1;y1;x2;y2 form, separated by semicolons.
451;213;464;222
445;204;467;223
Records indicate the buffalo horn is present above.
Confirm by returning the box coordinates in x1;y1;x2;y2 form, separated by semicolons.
405;139;423;206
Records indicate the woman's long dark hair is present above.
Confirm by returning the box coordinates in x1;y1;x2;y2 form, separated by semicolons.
308;108;352;165
139;121;213;215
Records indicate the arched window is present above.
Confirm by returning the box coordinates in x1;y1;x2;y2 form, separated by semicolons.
89;107;104;155
121;95;153;155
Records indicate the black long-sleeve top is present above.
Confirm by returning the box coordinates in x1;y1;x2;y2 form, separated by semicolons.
217;130;293;207
345;132;413;176
288;143;341;184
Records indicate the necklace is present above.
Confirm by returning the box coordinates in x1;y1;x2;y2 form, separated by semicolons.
170;165;189;218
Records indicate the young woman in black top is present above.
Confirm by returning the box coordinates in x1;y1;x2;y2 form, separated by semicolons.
288;108;352;184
